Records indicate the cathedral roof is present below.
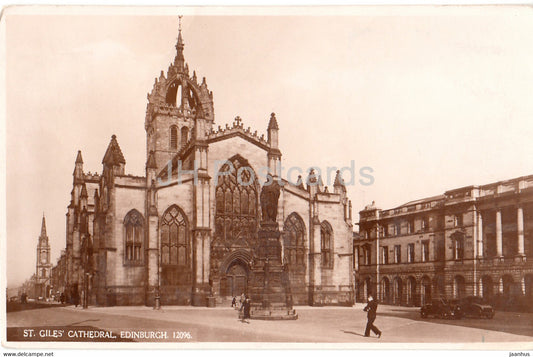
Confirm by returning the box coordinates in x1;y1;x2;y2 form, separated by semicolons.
102;134;126;165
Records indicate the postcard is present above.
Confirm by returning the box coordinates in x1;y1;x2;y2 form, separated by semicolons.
1;5;532;355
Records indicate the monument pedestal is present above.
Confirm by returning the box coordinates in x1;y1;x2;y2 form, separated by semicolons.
246;222;298;320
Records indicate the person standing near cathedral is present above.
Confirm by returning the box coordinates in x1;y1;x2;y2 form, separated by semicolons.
240;295;251;323
363;295;381;338
239;292;245;309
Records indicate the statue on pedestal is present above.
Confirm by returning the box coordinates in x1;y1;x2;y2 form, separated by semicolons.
260;174;280;225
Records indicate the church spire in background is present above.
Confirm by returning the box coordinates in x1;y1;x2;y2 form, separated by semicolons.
40;214;47;238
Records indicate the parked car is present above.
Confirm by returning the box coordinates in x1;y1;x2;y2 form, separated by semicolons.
457;296;495;319
420;298;462;319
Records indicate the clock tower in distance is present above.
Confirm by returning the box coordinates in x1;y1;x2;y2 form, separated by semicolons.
35;214;52;299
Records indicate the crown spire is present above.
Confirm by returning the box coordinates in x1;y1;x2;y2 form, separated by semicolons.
175;16;185;68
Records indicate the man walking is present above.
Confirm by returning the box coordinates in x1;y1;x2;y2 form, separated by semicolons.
363;295;381;338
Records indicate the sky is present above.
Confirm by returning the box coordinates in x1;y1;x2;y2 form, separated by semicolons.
4;6;533;287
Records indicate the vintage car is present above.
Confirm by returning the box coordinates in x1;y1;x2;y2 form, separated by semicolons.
456;296;495;319
420;298;462;319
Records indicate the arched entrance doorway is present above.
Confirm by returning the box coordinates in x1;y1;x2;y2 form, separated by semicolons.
220;261;249;297
406;276;417;306
482;275;493;299
502;274;515;301
454;275;466;299
393;277;402;305
381;277;390;304
421;276;431;306
212;155;259;299
525;274;533;298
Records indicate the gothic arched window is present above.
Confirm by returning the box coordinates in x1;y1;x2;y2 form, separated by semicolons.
124;209;144;263
321;221;334;269
181;126;189;146
160;205;189;267
214;156;258;246
283;213;306;266
170;125;178;150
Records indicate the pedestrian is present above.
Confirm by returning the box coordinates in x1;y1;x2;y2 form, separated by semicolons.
363;295;381;338
239;292;245;309
231;296;236;308
240;295;251;323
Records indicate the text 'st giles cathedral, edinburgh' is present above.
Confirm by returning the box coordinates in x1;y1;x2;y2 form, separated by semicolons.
63;22;354;307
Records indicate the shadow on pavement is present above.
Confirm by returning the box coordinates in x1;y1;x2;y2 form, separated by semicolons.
68;319;101;326
341;330;368;338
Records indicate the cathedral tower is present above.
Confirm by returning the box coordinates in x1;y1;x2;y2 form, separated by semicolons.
145;17;215;172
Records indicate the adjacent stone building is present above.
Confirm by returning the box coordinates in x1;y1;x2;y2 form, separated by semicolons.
354;176;533;308
61;22;354;307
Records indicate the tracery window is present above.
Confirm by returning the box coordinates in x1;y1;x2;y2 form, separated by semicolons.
321;221;333;269
214;156;258;245
160;205;189;266
124;209;144;263
283;213;306;266
170;125;178;150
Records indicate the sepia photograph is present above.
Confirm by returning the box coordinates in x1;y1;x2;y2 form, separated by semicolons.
1;5;533;354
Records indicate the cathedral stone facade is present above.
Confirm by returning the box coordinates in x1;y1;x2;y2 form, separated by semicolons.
63;25;354;307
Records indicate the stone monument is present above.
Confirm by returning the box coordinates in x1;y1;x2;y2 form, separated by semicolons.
245;174;298;320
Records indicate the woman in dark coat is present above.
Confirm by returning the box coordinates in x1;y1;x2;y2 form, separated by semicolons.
241;295;251;322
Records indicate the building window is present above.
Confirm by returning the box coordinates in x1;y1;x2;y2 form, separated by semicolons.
354;246;359;270
321;221;334;269
422;240;430;262
407;243;415;263
396;223;401;236
394;245;402;263
381;246;388;264
408;218;414;234
453;234;464;260
124;209;144;263
160;205;189;266
181;126;189;146
363;245;371;265
283;213;306;267
421;217;429;232
170;125;178;150
378;225;384;238
454;214;463;227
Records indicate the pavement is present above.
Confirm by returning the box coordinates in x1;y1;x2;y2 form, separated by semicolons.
4;303;533;346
